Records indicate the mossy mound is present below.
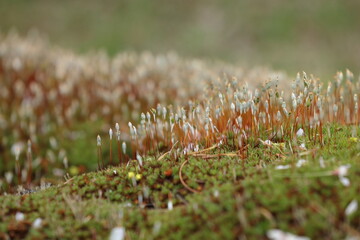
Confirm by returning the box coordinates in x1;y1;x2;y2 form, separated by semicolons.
1;125;359;239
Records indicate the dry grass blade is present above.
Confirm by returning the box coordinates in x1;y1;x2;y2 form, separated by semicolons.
188;144;218;156
179;159;199;193
157;142;178;161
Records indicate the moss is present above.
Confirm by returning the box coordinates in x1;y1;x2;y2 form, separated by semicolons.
0;125;359;239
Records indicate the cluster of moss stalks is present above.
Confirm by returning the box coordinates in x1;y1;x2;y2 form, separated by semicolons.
0;124;359;239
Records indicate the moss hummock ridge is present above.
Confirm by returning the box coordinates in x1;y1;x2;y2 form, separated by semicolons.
1;125;359;239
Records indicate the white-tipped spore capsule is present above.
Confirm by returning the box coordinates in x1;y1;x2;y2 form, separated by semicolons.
109;128;113;140
122;142;126;154
97;135;101;146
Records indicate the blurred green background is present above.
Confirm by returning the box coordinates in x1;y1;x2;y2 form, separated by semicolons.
1;0;360;79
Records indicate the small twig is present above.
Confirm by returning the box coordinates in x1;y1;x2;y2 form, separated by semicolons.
63;176;75;185
157;141;178;161
187;144;218;156
179;158;199;193
191;152;238;159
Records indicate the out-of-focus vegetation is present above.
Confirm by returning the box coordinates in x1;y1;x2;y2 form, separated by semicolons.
1;0;360;78
0;33;286;188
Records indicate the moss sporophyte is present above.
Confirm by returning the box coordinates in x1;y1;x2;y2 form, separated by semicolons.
0;33;359;239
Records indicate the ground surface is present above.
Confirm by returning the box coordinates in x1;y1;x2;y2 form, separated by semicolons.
1;125;359;239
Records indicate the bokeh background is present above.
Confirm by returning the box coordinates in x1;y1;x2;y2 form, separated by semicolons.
1;0;360;79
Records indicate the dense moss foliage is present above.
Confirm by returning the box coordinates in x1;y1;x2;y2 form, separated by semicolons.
1;125;359;239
